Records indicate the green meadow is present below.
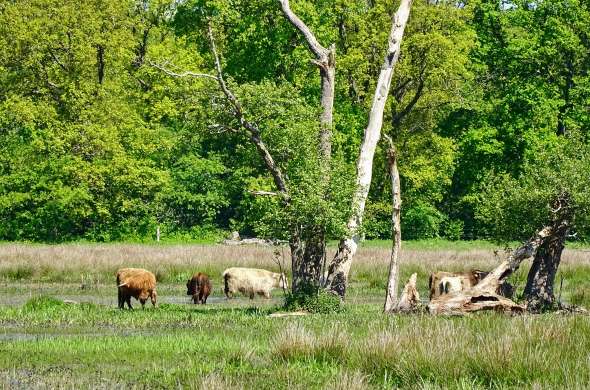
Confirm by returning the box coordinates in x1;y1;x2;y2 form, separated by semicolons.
1;242;589;389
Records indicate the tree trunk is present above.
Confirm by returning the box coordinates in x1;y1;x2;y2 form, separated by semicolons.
319;47;335;171
325;0;414;298
290;228;325;293
279;0;334;292
524;193;571;312
96;44;105;85
384;136;402;313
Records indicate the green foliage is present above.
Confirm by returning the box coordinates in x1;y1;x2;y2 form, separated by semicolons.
0;0;588;243
476;137;590;241
284;286;344;314
402;201;445;240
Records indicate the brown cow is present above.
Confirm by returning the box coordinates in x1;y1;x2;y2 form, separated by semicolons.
186;272;212;304
116;268;157;309
428;270;514;301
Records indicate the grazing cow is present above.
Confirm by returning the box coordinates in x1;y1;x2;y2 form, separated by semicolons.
222;267;288;299
186;272;212;304
116;268;157;309
428;270;514;300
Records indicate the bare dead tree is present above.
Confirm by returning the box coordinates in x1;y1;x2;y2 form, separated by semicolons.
383;134;402;313
325;0;414;298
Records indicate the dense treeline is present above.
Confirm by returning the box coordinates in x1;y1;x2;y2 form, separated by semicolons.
0;0;588;242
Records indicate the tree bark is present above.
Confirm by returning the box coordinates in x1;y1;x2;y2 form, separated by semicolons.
291;228;325;292
325;0;414;298
96;44;105;85
383;135;402;313
524;193;571;312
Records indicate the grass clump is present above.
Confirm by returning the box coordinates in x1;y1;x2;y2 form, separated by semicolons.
273;323;315;360
284;286;344;314
23;296;66;311
1;266;34;280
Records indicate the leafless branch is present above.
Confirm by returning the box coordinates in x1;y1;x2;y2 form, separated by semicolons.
206;22;290;198
278;0;329;61
248;190;280;197
208;123;239;134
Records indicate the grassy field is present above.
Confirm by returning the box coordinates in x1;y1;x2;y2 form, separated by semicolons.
1;241;590;388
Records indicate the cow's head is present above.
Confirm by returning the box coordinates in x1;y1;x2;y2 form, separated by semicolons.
186;278;197;296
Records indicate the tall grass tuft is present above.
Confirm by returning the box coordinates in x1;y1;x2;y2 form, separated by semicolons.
330;370;371;390
273;322;315;360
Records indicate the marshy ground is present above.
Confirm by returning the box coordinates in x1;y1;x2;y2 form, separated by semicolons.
0;241;589;388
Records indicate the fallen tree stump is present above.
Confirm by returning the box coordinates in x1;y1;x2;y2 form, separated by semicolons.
428;290;525;315
428;226;552;316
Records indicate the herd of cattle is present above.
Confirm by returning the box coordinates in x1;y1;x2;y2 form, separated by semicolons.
115;266;512;309
115;267;288;309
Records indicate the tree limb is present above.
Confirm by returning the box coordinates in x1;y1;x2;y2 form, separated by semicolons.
206;22;290;198
248;190;280;197
278;0;329;62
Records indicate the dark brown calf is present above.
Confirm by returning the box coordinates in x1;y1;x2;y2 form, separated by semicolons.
186;272;212;304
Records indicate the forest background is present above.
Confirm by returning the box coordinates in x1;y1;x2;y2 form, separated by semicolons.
1;0;589;244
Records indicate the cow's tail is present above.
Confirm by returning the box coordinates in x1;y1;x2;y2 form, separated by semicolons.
223;272;230;298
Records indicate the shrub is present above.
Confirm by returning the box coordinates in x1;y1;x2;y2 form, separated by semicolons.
284;285;344;314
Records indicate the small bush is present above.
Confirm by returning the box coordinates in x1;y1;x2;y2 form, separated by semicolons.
442;219;464;241
284;286;344;314
402;201;444;239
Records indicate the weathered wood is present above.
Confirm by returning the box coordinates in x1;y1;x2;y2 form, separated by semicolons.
428;291;525;316
395;273;420;313
222;238;274;246
474;226;553;293
383;135;402;313
428;226;554;315
326;0;414;298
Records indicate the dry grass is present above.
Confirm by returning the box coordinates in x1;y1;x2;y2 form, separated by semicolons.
1;242;587;278
328;370;370;390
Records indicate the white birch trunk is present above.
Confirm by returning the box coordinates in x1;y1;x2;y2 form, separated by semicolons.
326;0;414;298
383;136;402;313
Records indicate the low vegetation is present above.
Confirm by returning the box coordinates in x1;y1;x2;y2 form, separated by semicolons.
1;298;589;388
1;242;589;388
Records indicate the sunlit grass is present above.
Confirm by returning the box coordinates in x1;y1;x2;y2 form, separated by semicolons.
1;300;589;388
1;242;590;388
